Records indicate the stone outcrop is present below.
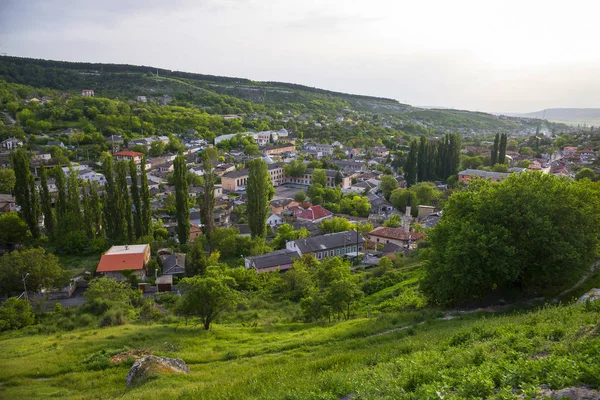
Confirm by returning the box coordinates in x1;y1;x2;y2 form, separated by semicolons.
126;355;190;387
577;288;600;304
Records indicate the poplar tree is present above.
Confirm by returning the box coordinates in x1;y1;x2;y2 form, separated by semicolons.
417;135;428;182
66;167;82;225
247;158;275;238
404;139;418;187
116;160;133;243
491;133;500;166
498;133;507;165
174;155;190;244
10;149;39;238
54;166;67;220
89;182;103;238
129;160;142;239
81;181;94;238
199;149;217;240
39;166;54;238
140;155;152;237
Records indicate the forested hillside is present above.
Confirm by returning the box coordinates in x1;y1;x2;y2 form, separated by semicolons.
0;56;561;136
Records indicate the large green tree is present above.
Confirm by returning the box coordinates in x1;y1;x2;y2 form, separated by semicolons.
379;175;398;201
0;247;65;296
129;160;143;238
199;148;218;240
178;275;238;330
173;154;190;244
0;168;15;194
491;133;499;166
246;158;275;238
10;149;39;238
422;173;600;306
140;155;152;237
404;139;418;187
116;160;133;242
39;167;54;238
498;133;507;165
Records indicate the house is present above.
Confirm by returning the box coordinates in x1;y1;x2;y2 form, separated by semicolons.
114;150;144;164
267;213;283;227
368;227;424;248
294;205;333;223
1;137;23;150
368;193;393;215
263;144;296;156
563;147;578;158
255;131;276;146
286;230;365;260
221;162;285;191
0;194;17;213
106;134;125;144
156;275;173;292
244;248;300;273
270;198;299;215
96;244;151;281
160;253;186;276
367;147;390;157
304;143;334;158
137;96;148;102
157;95;173;105
128;138;155;149
190;223;202;241
81;90;95;97
458;169;510;184
420;211;442;229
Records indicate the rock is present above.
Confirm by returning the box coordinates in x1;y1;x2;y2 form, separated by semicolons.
126;355;190;387
577;288;600;304
541;387;600;400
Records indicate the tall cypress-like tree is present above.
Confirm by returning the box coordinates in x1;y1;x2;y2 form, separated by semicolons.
116;160;133;243
404;139;418;187
491;133;500;166
10;149;39;238
140;155;152;237
448;133;462;178
247;158;275;238
66;167;82;225
39;166;54;238
129;160;142;239
174;155;190;244
54;166;67;220
81;181;94;239
89;182;103;238
498;133;507;165
102;153;124;240
417;135;429;182
199;149;217;240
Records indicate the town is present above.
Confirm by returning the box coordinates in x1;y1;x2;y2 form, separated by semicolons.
1;56;600;399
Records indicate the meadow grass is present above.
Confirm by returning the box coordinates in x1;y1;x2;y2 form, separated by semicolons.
1;300;599;399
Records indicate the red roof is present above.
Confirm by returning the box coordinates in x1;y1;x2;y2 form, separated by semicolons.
369;226;425;242
97;253;146;272
115;151;143;158
296;205;333;221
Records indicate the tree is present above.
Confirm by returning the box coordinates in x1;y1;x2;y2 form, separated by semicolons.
116;161;133;242
0;248;65;296
422;173;600;306
335;171;343;186
186;238;209;276
327;278;363;320
178;275;238;330
140;155;152;237
84;277;141;305
0;168;15;193
390;188;411;212
174;155;190;244
492;163;508;172
54;166;67;220
39;167;54;237
129;160;143;238
498;133;507;164
0;212;30;245
461;155;483;170
311;168;327;187
417;135;429;182
294;190;307;203
404;139;417;186
101;153;124;240
244;143;260;156
384;214;402;227
10;149;39;238
246;158;274;238
319;216;354;234
272;223;310;250
284;159;306;177
149;140;166;157
0;298;35;331
491;133;499;166
199;148;217;240
379;175;397;201
575;168;598;182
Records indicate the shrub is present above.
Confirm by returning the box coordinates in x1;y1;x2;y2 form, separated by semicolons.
0;297;35;331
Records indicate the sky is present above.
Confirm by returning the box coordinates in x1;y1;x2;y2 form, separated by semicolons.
1;0;599;113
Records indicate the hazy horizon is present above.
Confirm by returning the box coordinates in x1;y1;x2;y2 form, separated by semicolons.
1;0;599;113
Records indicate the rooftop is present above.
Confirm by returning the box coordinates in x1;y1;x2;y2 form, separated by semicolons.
292;230;364;253
369;227;425;242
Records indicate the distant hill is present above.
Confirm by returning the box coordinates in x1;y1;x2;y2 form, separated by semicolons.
515;108;600;125
0;56;566;135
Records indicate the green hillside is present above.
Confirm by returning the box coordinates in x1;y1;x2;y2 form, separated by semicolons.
1;300;599;399
0;56;560;135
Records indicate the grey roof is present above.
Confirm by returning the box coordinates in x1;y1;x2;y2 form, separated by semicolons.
421;211;442;229
458;169;509;179
380;242;403;254
292;230;365;253
247;248;299;270
160;253;186;275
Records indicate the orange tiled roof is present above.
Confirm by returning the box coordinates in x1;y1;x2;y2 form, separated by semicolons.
96;253;145;272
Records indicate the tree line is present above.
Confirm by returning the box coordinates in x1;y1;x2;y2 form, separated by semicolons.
404;133;462;186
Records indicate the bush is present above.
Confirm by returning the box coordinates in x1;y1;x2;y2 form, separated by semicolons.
100;308;128;327
0;297;35;331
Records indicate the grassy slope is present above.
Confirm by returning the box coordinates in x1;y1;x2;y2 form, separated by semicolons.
1;301;599;399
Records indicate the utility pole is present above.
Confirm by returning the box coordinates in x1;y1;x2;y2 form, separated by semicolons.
22;273;30;302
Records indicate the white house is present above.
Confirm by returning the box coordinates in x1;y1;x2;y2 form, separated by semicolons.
267;213;283;227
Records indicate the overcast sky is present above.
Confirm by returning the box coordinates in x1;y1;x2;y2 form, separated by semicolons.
1;0;599;113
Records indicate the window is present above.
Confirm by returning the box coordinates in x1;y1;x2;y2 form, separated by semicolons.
317;252;322;259
342;248;346;254
336;249;340;255
330;250;334;257
352;246;357;252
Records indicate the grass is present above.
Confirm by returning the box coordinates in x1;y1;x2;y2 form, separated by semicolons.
57;254;101;276
1;300;599;399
